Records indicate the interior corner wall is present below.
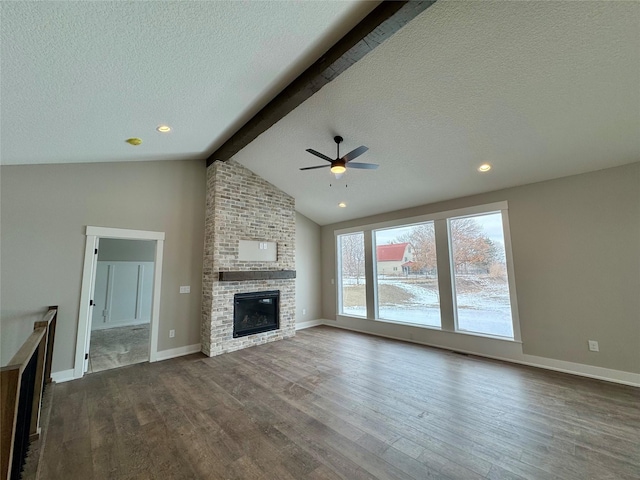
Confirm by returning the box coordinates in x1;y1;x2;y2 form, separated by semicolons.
320;162;640;374
295;212;322;322
0;160;206;373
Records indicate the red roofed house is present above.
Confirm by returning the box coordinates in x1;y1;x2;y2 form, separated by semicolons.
376;243;414;276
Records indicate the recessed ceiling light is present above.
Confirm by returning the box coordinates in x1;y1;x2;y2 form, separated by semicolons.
478;163;492;172
338;202;347;208
156;125;172;133
125;138;142;146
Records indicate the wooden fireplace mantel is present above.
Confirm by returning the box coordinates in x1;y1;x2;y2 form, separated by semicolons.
218;270;296;282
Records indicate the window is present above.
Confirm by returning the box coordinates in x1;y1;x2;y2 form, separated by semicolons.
335;202;518;341
373;223;441;328
337;232;366;317
449;212;513;337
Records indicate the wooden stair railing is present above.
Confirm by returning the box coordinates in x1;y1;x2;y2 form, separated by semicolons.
1;306;57;480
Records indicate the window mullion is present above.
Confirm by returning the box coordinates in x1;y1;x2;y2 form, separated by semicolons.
434;219;455;332
363;229;377;320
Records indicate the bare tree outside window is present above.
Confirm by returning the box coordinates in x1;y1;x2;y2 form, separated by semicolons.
449;218;502;274
340;232;365;285
338;233;366;317
450;213;513;337
398;223;437;277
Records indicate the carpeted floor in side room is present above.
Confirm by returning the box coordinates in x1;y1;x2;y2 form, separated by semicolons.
89;324;149;373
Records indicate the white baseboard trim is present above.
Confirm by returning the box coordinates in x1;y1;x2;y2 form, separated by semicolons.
322;322;639;387
295;319;325;330
516;355;640;387
51;369;75;383
155;344;202;362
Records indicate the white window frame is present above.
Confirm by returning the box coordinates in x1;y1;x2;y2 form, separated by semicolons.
373;218;442;329
335;231;367;318
447;210;521;340
335;201;521;342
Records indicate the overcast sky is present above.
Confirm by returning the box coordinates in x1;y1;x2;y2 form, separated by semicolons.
374;212;505;246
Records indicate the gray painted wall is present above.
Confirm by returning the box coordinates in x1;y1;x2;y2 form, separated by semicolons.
320;163;640;374
0;160;206;372
98;238;156;262
295;212;322;322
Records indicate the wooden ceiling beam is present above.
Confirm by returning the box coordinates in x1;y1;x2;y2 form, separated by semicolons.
206;0;436;166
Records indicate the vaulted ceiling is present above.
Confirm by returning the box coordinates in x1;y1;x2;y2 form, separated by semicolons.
0;1;374;165
2;1;639;226
233;1;640;224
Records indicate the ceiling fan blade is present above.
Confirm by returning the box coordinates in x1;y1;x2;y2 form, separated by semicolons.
347;162;378;170
306;149;334;162
342;145;369;163
300;165;331;171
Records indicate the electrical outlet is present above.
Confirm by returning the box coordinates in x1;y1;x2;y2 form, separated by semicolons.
588;340;599;352
169;329;175;338
331;278;335;285
179;286;190;294
302;308;307;315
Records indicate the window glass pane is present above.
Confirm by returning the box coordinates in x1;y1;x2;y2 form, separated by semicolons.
338;232;366;317
374;223;441;327
449;213;513;338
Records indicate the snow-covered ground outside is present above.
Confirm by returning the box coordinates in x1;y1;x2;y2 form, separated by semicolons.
341;276;513;338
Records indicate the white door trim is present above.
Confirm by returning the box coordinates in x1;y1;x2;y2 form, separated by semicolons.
74;226;165;379
149;240;163;363
75;235;98;378
86;226;165;241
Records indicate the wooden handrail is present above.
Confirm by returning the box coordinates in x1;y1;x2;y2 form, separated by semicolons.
1;329;46;373
1;306;57;480
34;305;58;385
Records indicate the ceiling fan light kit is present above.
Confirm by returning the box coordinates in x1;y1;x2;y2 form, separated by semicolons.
301;135;378;177
330;164;346;174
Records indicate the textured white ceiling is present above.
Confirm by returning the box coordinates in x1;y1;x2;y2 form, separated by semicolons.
3;2;639;227
234;1;640;225
0;1;372;165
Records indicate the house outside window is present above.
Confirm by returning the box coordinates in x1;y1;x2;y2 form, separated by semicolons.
373;222;441;328
336;202;520;341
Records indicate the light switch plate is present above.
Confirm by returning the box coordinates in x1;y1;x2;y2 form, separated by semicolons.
179;286;190;294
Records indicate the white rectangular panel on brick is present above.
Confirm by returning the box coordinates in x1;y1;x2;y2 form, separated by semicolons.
238;240;277;262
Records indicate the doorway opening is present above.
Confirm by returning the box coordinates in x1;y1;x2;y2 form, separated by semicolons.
89;238;155;373
74;227;165;379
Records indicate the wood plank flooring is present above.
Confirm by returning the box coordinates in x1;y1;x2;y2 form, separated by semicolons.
40;326;640;479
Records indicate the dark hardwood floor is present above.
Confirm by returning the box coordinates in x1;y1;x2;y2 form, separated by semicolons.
40;326;639;479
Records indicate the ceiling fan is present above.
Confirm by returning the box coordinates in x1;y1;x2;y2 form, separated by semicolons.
300;136;378;178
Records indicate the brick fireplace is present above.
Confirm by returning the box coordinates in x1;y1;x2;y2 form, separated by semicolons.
201;160;296;356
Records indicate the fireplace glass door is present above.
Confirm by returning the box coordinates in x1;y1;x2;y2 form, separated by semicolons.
233;290;280;338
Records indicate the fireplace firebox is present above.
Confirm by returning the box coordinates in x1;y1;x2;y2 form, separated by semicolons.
233;290;280;338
